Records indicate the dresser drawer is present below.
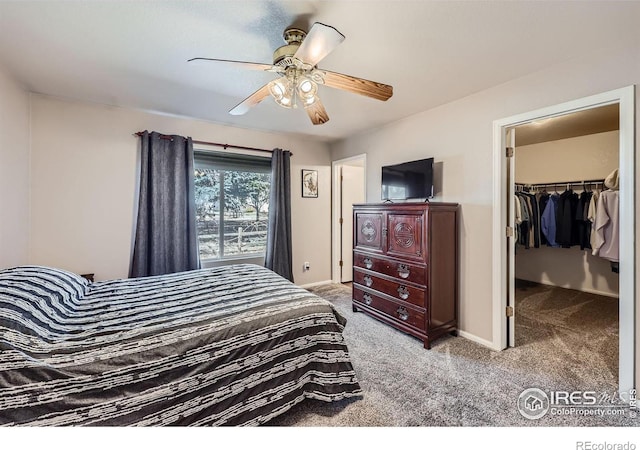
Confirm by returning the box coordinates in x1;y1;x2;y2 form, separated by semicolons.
353;252;426;285
353;269;425;308
353;287;426;332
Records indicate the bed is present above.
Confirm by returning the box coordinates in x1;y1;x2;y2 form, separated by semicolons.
0;264;361;426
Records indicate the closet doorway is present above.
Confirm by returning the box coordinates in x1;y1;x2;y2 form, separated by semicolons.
332;154;366;283
511;104;620;388
492;86;635;394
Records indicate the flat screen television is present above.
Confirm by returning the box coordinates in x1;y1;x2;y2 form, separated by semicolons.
381;157;434;200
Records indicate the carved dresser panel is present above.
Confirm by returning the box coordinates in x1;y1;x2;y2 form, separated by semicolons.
352;202;458;349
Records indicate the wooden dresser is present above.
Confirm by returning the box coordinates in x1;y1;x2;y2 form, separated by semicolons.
352;202;458;349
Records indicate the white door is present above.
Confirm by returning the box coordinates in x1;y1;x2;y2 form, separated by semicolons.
340;165;365;282
507;127;516;347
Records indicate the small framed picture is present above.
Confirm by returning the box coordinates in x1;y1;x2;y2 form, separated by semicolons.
302;169;318;198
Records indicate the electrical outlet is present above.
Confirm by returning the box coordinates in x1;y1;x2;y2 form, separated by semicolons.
303;262;310;271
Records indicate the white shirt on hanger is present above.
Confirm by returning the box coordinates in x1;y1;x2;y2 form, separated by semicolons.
592;189;619;262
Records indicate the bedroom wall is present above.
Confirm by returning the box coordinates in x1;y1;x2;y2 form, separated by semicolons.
29;95;332;285
514;131;620;297
330;43;640;356
0;66;30;269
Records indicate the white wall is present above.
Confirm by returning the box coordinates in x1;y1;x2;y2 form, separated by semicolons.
517;246;619;297
330;44;640;354
0;67;30;268
515;130;619;184
514;131;619;296
29;95;332;284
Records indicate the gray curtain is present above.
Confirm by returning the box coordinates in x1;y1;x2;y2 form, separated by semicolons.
265;149;293;282
130;131;200;277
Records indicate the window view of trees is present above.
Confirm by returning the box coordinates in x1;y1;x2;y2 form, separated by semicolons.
194;168;270;259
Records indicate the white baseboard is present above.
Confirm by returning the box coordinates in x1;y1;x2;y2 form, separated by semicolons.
519;277;619;299
298;279;334;289
458;330;501;351
570;286;619;299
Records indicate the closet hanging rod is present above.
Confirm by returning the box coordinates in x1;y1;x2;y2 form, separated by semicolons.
515;179;605;187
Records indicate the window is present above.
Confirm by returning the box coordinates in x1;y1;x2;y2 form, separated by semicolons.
194;150;271;260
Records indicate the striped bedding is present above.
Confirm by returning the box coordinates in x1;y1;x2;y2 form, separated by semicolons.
0;264;361;426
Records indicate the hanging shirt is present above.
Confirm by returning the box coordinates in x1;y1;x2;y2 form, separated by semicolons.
526;195;535;248
555;190;579;248
587;190;599;250
516;192;532;248
541;194;560;247
538;193;550;246
514;195;522;225
514;195;522;243
576;191;593;250
593;189;619;262
522;192;541;248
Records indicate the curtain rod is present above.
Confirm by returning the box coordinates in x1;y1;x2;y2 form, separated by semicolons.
133;132;292;156
515;179;605;187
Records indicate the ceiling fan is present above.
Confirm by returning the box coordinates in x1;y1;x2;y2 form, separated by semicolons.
188;22;393;125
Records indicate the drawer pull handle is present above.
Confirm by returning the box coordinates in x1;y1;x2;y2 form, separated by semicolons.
397;285;409;300
363;293;372;305
397;306;409;321
397;264;410;279
363;275;373;287
363;257;373;269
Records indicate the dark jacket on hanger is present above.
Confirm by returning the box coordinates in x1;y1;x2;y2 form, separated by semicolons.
538;193;550;246
576;191;593;250
555;189;579;248
541;194;560;247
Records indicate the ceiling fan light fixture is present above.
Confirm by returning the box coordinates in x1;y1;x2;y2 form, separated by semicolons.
298;77;318;108
278;96;292;107
298;77;318;99
299;78;314;93
268;77;296;109
268;78;286;99
303;95;319;107
191;21;393;125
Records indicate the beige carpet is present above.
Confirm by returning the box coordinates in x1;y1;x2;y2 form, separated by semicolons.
268;280;633;427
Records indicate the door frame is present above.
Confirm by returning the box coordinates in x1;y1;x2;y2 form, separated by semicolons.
331;154;367;283
491;86;636;393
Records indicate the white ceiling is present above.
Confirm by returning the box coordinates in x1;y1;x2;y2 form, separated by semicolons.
0;1;638;143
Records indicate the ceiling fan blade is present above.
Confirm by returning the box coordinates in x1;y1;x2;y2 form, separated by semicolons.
294;22;345;67
229;83;272;116
305;98;330;125
188;57;280;72
321;70;393;101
